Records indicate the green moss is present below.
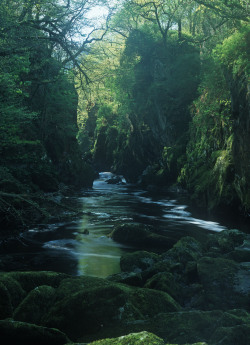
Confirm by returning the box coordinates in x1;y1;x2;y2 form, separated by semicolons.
6;271;69;293
44;279;180;340
120;251;160;272
210;324;250;345
13;285;56;325
86;331;165;345
197;257;250;310
0;274;26;310
144;272;181;301
0;319;69;345
0;282;12;319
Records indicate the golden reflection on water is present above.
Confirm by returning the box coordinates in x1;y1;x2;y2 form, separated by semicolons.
76;213;124;278
78;253;121;278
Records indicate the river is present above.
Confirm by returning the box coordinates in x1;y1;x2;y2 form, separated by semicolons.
0;172;243;278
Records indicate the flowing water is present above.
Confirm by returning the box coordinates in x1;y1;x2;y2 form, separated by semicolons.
0;172;241;278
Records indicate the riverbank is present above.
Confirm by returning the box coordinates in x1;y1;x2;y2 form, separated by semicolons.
0;224;249;345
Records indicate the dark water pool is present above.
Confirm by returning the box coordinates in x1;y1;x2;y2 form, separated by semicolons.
0;172;244;277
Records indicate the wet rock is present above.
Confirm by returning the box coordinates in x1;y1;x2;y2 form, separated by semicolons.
161;236;203;267
106;176;123;184
5;271;69;293
144;272;181;301
0;274;26;310
0;319;69;345
107;272;144;287
210;324;250;345
138;309;250;345
226;238;250;262
13;285;56;325
44;281;181;340
86;331;165;345
197;256;250;310
55;275;112;300
120;251;160;273
110;223;176;250
0;282;12;319
205;229;247;254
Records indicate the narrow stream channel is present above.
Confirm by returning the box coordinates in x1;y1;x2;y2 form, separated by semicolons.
0;172;236;278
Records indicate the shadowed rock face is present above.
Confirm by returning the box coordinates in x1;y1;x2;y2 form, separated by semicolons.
230;71;250;213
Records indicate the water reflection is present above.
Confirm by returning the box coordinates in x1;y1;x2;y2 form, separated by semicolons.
1;172;231;277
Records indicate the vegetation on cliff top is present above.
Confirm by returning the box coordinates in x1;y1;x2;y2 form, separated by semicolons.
0;0;249;229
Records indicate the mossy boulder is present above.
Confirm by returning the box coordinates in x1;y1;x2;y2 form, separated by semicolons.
120;251;160;273
0;274;26;311
0;282;12;319
205;229;247;254
13;285;56;325
197;257;250;310
136;309;250;345
210;324;250;345
44;283;181;340
5;271;69;293
228;239;250;262
161;236;203;267
107;271;143;287
110;223;176;250
144;272;181;301
86;331;165;345
55;275;112;300
0;319;69;345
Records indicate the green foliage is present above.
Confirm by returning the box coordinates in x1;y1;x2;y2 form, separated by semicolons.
214;24;250;76
179;25;249;211
96;105;117;131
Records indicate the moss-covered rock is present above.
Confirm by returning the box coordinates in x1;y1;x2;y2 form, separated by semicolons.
86;331;165;345
161;236;203;266
210;324;250;345
6;271;69;293
55;275;112;300
107;271;144;287
13;285;56;325
120;251;160;273
144;272;181;301
110;223;176;250
136;309;250;345
197;256;250;310
205;229;247;254
0;319;69;345
44;282;181;340
0;274;26;310
0;282;12;319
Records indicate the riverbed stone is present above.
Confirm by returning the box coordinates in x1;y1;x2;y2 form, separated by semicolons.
107;272;144;287
13;285;56;325
0;319;70;345
210;323;250;345
120;251;160;273
110;223;176;250
205;229;247;254
6;271;69;292
86;331;165;345
226;238;250;262
161;236;203;267
0;274;26;310
144;271;181;301
197;256;250;310
135;309;250;345
44;282;181;340
0;282;12;319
